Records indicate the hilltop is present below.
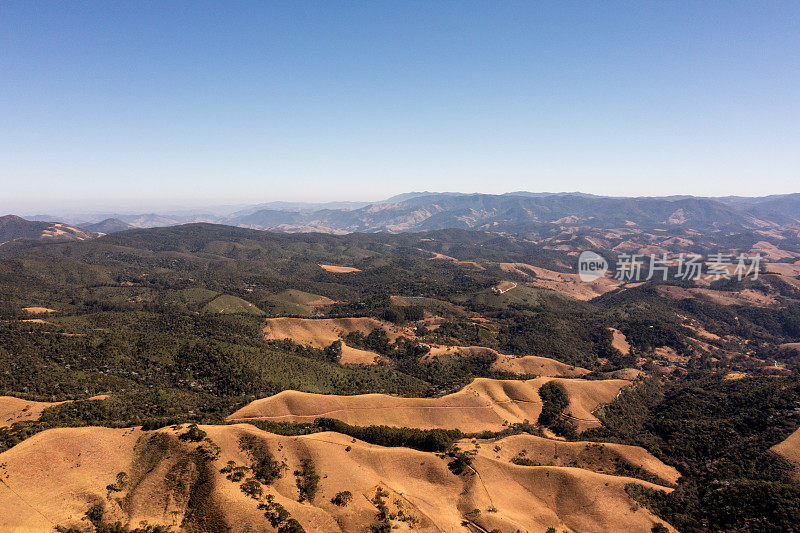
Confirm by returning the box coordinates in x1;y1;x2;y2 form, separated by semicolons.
0;214;98;246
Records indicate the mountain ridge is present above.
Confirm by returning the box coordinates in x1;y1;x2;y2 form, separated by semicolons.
8;192;800;238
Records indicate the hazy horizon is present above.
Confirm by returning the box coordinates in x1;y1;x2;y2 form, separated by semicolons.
4;189;800;220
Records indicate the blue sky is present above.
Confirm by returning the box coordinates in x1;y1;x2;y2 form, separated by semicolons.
1;1;798;212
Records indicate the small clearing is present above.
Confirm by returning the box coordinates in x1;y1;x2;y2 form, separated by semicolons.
609;328;631;355
493;280;517;294
22;307;57;314
318;264;361;273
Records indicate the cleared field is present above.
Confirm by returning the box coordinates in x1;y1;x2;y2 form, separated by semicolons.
781;343;800;354
276;289;335;307
492;280;517;294
318;263;361;273
263;289;336;316
170;287;219;305
19;318;55;325
609;328;631;355
776;274;800;291
22;307;57;314
228;377;630;433
492;354;589;377
749;241;800;261
418;249;485;270
202;294;265;315
0;424;674;532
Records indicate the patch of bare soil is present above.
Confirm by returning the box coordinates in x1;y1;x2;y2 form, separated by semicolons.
609;328;630;355
492;280;517;294
22;307;57;314
318;264;361;273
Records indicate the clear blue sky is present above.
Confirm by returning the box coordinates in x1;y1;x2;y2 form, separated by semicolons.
1;1;798;212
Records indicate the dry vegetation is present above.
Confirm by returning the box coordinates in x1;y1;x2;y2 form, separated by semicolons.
499;262;621;300
318;264;361;273
228;377;628;433
263;317;408;364
773;427;800;481
0;423;674;532
0;396;66;428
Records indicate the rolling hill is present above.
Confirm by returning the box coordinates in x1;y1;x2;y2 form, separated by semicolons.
0;215;98;245
79;218;134;233
0;423;676;532
228;377;630;433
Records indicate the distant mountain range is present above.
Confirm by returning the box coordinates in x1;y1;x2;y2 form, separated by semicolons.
224;192;800;233
6;192;800;242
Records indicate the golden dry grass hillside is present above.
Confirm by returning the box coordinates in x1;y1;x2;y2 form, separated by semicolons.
491;354;589;377
22;307;57;314
228;377;629;433
464;433;681;486
0;423;675;532
773;427;800;481
0;395;109;428
318;264;361;273
609;327;631;355
425;345;589;377
263;317;410;364
657;285;778;307
266;317;591;377
499;262;621;300
0;396;65;428
765;260;800;276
